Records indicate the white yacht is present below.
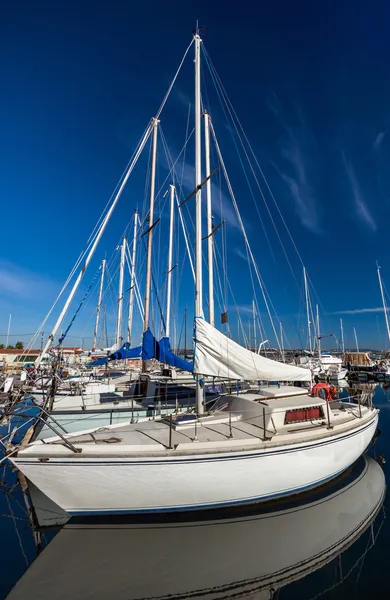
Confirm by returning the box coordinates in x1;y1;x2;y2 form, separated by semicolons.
7;455;384;600
9;31;378;518
11;319;378;516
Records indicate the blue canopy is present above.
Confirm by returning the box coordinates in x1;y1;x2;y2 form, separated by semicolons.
88;329;192;372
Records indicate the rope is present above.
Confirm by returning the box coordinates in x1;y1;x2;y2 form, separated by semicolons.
57;267;101;346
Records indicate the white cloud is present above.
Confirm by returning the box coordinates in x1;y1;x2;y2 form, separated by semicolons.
331;307;386;315
270;97;322;234
373;130;387;150
342;155;377;232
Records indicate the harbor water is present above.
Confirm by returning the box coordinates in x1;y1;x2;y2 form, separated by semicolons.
1;385;389;599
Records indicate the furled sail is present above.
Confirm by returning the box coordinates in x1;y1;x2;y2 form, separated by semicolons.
89;330;193;372
194;317;311;382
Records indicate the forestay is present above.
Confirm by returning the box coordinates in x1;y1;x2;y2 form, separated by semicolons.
194;318;311;382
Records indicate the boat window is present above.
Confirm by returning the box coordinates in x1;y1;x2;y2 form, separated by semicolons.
14;355;39;362
284;406;324;424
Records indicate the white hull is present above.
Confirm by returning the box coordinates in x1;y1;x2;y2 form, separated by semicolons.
14;411;378;515
322;367;348;381
7;456;384;600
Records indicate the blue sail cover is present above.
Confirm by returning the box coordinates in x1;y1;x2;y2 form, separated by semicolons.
110;342;142;360
157;336;193;372
88;356;108;366
88;342;142;366
88;329;192;372
142;328;157;361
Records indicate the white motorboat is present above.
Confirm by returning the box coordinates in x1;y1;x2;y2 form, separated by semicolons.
7;455;384;600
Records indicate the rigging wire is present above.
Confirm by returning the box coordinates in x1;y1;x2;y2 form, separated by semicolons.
210;121;281;349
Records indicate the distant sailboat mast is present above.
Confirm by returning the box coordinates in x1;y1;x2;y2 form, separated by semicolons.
316;304;321;360
5;313;11;348
93;259;106;350
340;318;345;354
127;211;138;344
353;327;359;352
115;239;126;348
303;267;312;353
377;262;390;348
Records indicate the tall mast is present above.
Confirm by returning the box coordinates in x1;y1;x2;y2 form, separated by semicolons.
166;185;175;338
303;267;312;353
353;327;359;352
194;31;204;414
36;122;152;368
184;305;187;357
127;211;138;343
252;299;257;351
6;314;11;348
377;263;390;348
143;118;159;370
340;318;345;354
280;321;285;362
93;259;106;350
316;304;321;360
204;111;214;326
115;238;126;348
102;305;107;348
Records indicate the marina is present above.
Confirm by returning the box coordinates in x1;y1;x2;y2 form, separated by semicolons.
1;3;390;599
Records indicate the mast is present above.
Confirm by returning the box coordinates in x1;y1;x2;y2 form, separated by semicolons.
353;327;359;352
194;31;204;414
303;267;312;353
280;321;285;362
93;259;106;350
204;111;214;326
166;185;175;338
252;299;257;352
36;122;153;368
115;238;126;348
127;211;138;343
5;314;11;348
102;305;107;348
340;318;345;354
316;304;321;360
377;263;390;348
143;117;159;370
184;305;187;358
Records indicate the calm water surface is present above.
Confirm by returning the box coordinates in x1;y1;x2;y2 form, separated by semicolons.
1;386;390;599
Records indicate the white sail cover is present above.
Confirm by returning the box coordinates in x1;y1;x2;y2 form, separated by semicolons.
194;318;311;382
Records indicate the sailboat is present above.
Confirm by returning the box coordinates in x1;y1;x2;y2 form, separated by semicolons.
7;455;385;600
9;31;378;516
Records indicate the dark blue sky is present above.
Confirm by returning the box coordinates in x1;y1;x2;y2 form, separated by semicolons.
1;0;390;349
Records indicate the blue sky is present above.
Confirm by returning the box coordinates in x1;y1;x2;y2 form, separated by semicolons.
1;0;390;350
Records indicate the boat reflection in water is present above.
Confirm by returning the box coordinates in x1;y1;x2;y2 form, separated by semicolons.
7;456;385;600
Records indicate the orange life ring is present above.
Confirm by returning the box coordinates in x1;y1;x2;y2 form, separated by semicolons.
311;382;337;402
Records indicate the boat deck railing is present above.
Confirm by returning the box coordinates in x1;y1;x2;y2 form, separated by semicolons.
0;389;375;456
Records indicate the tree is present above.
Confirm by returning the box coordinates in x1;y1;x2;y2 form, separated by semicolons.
0;344;4;349
15;341;24;349
6;345;14;349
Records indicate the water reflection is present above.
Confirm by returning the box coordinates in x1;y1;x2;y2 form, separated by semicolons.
7;455;385;600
